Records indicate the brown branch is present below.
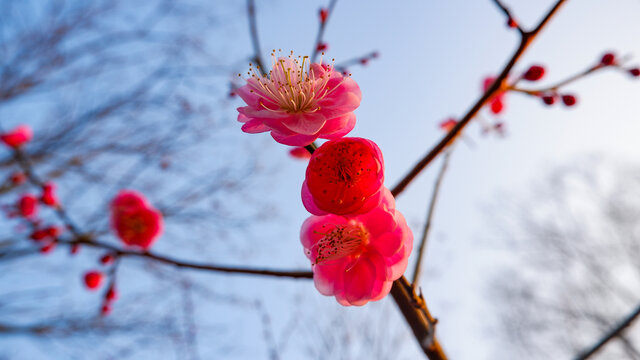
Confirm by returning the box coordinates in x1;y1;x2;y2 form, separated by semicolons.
391;0;567;198
62;237;313;279
491;0;525;35
390;276;447;359
411;149;453;287
575;303;640;360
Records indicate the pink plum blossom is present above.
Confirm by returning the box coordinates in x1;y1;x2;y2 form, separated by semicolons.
300;188;413;306
236;52;362;146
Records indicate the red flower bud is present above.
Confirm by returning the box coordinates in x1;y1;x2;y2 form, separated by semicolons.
10;172;26;185
561;94;577;107
600;52;616;66
70;243;80;255
541;94;556;106
18;194;38;218
629;68;640;77
106;286;118;301
316;42;328;52
84;271;104;290
101;304;111;316
1;125;32;149
523;65;545;81
40;182;58;207
40;242;56;254
319;8;329;23
100;254;115;265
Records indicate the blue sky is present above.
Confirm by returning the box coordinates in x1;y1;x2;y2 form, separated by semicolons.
2;0;640;359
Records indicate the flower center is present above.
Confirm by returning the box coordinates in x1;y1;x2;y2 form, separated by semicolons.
311;221;369;264
242;51;344;114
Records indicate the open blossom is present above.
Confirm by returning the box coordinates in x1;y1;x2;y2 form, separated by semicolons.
237;51;362;146
302;138;384;216
1;125;32;148
110;190;163;249
301;188;413;306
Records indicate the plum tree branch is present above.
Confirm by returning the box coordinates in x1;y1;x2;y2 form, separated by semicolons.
390;0;567;198
575;303;640;360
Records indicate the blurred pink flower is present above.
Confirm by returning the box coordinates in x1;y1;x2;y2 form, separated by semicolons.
483;76;506;114
1;125;32;148
110;190;163;249
302;137;384;216
300;188;413;306
237;52;361;146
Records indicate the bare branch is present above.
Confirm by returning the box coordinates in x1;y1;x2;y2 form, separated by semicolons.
575;304;640;360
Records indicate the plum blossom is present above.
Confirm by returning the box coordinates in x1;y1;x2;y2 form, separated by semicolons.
110;190;163;249
302;138;384;216
236;51;362;146
300;188;413;306
1;125;32;148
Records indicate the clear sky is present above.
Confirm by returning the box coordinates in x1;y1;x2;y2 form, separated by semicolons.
2;0;640;359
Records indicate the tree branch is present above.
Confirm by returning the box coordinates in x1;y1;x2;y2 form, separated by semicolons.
412;149;453;287
575;303;640;360
390;0;567;198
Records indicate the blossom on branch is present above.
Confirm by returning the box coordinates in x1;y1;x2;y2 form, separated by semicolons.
300;188;413;306
110;190;163;250
237;52;362;146
302;138;384;216
1;125;32;149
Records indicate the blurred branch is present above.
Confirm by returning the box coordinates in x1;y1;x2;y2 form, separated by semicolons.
411;148;453;287
575;304;640;360
247;0;266;75
391;0;567;198
310;0;338;63
62;237;314;279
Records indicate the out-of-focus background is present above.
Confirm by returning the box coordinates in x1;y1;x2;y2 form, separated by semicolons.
1;0;640;359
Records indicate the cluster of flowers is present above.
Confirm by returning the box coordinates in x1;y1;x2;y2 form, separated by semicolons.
1;125;163;315
236;52;413;306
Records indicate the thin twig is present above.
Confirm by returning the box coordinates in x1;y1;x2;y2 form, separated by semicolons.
575;304;640;360
390;0;567;199
310;0;338;63
412;149;453;287
491;0;525;35
247;0;266;75
61;237;313;279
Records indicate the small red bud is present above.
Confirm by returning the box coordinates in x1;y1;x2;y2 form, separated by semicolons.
71;243;80;255
541;94;556;106
106;286;118;301
371;51;380;59
561;94;577;107
30;229;49;241
289;147;312;160
100;254;115;265
101;304;111;316
18;194;38;218
84;271;104;290
629;68;640;77
490;98;504;114
600;52;616;66
10;173;26;185
316;42;328;52
40;182;58;207
40;242;56;254
507;18;518;28
523;65;545;81
359;58;369;65
319;8;329;24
